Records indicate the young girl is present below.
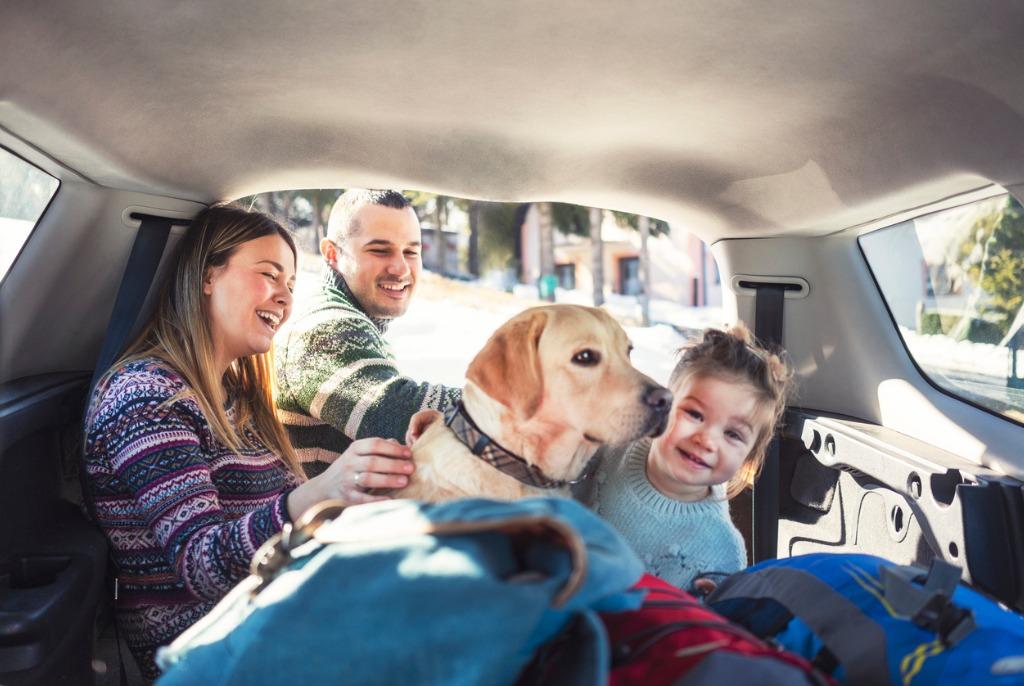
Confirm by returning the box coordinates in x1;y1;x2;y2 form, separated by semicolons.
575;324;793;591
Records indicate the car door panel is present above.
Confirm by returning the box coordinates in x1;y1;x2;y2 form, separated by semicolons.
777;411;1024;612
0;373;107;684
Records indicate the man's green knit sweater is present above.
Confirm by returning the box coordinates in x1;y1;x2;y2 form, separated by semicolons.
276;267;461;476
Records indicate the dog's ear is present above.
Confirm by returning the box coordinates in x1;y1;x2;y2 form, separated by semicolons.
406;409;442;446
467;309;548;420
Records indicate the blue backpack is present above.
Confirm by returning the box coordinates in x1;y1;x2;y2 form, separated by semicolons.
155;497;645;686
708;553;1024;686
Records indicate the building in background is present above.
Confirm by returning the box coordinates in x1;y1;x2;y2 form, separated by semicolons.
518;204;721;307
419;223;463;276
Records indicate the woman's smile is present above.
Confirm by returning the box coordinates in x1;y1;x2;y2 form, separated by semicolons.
256;309;282;332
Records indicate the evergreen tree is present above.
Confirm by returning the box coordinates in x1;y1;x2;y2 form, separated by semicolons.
959;197;1024;338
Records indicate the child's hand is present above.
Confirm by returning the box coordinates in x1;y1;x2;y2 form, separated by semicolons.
693;577;718;596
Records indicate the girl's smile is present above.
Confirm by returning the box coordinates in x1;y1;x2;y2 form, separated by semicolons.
675;446;711;470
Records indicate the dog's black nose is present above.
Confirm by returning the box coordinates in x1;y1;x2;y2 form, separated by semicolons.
644;385;673;411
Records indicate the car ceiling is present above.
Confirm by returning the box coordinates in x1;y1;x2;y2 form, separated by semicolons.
2;1;1023;241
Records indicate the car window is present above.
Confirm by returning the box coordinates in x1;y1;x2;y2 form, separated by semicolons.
860;193;1024;424
240;190;724;386
0;147;59;280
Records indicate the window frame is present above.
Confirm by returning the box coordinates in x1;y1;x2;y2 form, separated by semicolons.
0;145;61;289
857;192;1024;430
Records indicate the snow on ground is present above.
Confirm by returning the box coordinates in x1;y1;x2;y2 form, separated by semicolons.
291;263;722;387
388;289;691;387
513;284;727;335
386;287;521;387
0;217;34;278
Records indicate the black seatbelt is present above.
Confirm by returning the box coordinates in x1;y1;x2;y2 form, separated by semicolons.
84;213;177;686
87;214;176;395
752;283;786;563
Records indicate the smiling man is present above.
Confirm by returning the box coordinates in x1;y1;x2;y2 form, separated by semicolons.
276;189;460;480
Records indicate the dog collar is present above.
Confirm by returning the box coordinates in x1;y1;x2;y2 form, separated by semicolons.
443;402;585;490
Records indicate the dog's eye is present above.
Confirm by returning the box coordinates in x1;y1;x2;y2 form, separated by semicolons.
571;349;601;366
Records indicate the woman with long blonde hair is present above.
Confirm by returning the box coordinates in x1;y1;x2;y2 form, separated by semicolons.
83;203;413;679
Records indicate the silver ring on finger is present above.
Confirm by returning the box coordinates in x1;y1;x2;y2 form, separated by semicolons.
353;471;363;488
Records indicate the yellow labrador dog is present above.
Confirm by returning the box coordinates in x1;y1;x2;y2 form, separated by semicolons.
396;304;672;502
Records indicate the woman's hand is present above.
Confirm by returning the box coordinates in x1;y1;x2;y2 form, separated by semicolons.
287;437;414;519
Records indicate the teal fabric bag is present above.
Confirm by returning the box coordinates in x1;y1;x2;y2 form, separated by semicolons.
156;497;644;686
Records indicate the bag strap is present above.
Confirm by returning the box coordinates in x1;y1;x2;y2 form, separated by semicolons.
710;566;891;686
249;499;590;607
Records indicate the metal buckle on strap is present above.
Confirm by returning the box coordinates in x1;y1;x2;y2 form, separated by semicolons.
249;499;349;595
880;559;975;646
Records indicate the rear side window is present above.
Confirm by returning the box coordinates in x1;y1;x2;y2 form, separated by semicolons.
860;193;1024;424
0;148;59;280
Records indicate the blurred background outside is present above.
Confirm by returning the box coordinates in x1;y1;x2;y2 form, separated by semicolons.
239;190;726;386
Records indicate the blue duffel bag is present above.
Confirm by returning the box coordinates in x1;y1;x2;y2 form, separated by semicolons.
708;552;1024;686
155;497;645;686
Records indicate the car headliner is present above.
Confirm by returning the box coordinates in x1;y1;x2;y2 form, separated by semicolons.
2;1;1023;240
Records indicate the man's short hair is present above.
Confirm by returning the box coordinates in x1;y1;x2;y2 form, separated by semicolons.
327;189;412;242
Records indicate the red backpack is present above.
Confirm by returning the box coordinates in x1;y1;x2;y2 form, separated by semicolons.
602;574;835;686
